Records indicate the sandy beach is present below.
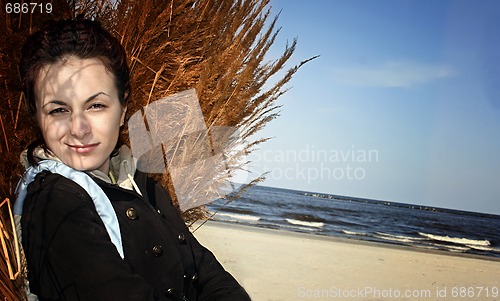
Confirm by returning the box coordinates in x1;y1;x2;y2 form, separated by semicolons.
193;221;500;301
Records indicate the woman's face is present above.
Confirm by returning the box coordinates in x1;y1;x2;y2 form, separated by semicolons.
35;56;126;174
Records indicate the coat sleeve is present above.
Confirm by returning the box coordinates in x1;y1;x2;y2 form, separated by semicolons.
188;232;252;301
21;172;163;301
150;179;251;301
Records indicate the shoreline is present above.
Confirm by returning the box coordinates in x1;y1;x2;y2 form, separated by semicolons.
193;220;500;301
194;220;500;262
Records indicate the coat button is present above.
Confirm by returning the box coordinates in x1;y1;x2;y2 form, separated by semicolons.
126;207;138;220
191;273;198;282
178;233;186;244
166;288;176;295
152;245;163;257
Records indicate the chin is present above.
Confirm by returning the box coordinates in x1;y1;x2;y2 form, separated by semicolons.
63;158;105;172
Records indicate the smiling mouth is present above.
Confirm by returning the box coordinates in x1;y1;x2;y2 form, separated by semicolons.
67;143;100;154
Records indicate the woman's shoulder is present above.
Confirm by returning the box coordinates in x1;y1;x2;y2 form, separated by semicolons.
30;169;84;189
26;170;92;204
136;171;175;207
20;170;101;233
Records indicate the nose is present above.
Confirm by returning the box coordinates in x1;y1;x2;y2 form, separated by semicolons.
70;112;91;139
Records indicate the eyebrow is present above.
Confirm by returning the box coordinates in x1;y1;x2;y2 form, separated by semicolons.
41;92;111;108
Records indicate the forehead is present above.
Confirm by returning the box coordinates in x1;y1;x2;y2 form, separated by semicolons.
36;56;115;101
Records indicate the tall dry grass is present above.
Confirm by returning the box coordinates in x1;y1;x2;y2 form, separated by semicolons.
0;0;315;298
1;1;74;298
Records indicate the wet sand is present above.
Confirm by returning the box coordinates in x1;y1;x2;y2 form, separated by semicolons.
193;221;500;301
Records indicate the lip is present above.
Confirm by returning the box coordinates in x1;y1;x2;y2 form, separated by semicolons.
67;143;100;154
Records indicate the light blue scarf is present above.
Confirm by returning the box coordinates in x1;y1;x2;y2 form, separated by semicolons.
14;160;124;259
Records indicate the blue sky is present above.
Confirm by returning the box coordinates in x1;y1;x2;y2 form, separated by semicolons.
249;0;500;215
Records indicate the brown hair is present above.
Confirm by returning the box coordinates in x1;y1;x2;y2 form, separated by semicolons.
19;19;130;164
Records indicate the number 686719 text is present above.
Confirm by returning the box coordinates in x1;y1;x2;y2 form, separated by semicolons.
5;3;53;14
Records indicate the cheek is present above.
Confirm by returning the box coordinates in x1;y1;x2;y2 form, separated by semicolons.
39;117;69;143
96;113;121;137
111;109;125;133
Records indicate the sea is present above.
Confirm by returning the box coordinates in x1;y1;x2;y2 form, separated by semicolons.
206;185;500;259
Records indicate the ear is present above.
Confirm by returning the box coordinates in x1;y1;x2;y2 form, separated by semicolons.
120;106;127;127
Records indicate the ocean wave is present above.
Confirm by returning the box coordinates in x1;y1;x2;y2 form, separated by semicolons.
374;232;423;244
465;244;500;253
419;232;490;247
281;224;322;232
216;213;260;222
286;218;324;228
340;230;368;237
428;243;471;253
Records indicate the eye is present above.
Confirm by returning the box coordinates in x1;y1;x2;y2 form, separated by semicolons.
88;103;107;110
48;107;68;115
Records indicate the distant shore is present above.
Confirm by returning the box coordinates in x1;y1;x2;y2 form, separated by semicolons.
193;221;500;301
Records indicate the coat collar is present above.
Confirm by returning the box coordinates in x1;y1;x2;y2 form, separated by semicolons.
20;145;142;195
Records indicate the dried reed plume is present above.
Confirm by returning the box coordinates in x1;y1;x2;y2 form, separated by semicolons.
0;0;315;298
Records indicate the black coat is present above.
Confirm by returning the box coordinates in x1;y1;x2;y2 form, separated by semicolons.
21;170;251;301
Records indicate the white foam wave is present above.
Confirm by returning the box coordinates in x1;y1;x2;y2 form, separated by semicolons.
281;224;322;232
217;213;260;222
373;232;419;243
341;230;366;236
428;243;471;253
286;219;324;228
466;244;500;253
419;232;490;247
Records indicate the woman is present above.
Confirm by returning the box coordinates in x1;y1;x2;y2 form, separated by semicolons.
15;19;251;301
